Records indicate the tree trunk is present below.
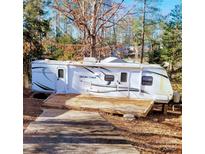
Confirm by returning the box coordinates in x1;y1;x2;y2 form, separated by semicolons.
23;55;31;89
90;1;98;58
24;73;30;89
90;35;97;58
170;62;174;81
141;0;146;63
113;26;117;45
82;1;86;45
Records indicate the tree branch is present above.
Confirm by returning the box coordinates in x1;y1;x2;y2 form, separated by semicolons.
96;0;125;33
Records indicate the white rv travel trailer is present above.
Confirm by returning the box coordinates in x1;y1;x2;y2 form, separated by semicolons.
31;57;173;103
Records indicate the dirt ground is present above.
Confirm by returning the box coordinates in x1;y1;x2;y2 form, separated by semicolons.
23;88;182;153
101;108;182;154
23;88;44;131
23;98;43;131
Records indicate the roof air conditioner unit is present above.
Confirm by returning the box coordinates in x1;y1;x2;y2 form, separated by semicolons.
83;57;97;64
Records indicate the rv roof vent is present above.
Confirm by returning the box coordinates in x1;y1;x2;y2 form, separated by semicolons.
83;57;97;64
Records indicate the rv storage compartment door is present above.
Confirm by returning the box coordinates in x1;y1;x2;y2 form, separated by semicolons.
56;67;67;93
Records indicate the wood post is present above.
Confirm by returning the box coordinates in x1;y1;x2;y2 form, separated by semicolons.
162;104;168;115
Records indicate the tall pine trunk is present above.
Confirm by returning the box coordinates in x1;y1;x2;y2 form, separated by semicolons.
141;0;146;63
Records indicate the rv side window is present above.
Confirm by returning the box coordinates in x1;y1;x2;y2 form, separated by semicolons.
58;69;64;78
104;75;114;81
142;76;153;86
120;72;127;82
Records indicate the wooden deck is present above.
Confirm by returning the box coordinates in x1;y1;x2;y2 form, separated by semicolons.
43;94;154;117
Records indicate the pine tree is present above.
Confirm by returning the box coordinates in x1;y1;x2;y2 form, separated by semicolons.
23;0;50;86
161;4;182;81
134;0;162;63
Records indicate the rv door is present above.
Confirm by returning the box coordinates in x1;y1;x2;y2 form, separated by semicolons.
130;71;141;96
56;67;67;93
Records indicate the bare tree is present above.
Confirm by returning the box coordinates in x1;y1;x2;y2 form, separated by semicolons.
53;0;131;58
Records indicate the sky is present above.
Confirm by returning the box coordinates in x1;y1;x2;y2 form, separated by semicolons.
159;0;182;15
48;0;182;38
116;0;182;16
